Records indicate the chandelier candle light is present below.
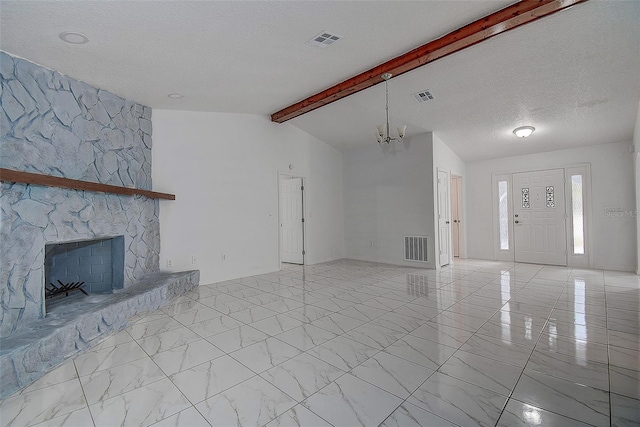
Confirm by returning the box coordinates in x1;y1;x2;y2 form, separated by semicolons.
376;73;406;145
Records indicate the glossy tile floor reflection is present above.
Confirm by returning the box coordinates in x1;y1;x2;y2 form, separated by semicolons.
1;259;639;426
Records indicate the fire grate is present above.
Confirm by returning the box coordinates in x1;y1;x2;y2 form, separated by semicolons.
45;280;88;299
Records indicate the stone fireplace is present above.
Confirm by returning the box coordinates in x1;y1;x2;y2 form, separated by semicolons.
0;51;199;398
0;51;160;335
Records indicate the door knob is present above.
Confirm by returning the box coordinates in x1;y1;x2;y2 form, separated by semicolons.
514;214;519;218
446;221;450;224
515;220;520;224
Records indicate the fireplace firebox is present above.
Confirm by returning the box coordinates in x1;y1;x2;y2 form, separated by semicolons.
44;236;124;313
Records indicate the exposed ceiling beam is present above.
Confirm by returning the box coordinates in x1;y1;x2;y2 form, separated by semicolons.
271;0;589;123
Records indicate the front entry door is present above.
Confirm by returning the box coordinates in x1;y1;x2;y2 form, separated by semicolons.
512;169;567;266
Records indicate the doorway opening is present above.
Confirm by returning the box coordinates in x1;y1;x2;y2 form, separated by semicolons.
279;174;305;265
437;169;451;267
451;175;463;258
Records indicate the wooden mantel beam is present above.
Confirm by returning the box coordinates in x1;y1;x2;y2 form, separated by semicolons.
0;168;176;200
271;0;588;123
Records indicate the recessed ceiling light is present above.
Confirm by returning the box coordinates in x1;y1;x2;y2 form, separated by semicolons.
167;93;184;99
59;32;89;44
306;31;343;48
513;126;535;138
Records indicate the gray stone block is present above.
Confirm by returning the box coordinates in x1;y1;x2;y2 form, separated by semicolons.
100;127;125;150
23;117;48;143
139;117;152;135
7;79;37;114
76;314;101;341
112;111;128;130
0;108;11;139
51;125;82;170
71;116;102;141
142;133;152;149
6;281;26;308
69;79;98;110
0;51;15;80
12;199;54;228
50;71;64;91
102;150;119;175
90;100;111;126
10;109;40;141
78;142;95;167
21;299;42;319
98;89;123;118
1;86;25;122
47;89;81;126
15;61;49;113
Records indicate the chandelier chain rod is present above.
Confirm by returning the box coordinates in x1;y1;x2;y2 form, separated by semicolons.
386;79;391;142
377;72;405;145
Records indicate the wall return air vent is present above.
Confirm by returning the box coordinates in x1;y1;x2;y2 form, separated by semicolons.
413;90;435;103
404;236;428;262
306;31;343;48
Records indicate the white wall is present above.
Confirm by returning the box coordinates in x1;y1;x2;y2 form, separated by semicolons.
343;133;436;268
634;100;640;273
466;141;636;271
152;110;345;284
432;134;467;265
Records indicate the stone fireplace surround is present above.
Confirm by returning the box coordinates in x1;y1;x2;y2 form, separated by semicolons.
0;52;199;397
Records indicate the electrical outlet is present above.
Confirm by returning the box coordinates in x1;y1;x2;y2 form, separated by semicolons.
166;259;173;268
191;256;197;265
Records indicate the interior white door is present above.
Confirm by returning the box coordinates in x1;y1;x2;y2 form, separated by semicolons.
437;170;451;267
513;169;567;266
451;176;461;257
280;177;304;264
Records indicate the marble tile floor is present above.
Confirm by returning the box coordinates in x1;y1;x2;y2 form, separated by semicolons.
1;258;638;426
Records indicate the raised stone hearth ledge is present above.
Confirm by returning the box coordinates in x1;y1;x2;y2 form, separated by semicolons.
0;270;199;399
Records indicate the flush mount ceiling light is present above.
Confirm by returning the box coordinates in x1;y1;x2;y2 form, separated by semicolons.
376;73;406;145
167;93;184;99
513;126;535;138
59;32;89;44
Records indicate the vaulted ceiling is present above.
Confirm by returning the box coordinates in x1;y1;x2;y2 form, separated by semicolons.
1;1;639;161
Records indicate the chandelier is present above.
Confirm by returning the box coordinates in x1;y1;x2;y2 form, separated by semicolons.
376;73;406;145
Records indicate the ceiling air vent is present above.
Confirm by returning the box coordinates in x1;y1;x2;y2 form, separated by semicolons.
306;31;343;48
413;90;435;103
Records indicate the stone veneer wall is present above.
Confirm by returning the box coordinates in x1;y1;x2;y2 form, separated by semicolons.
0;52;160;334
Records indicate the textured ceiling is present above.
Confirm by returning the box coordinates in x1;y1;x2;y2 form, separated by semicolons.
290;0;640;160
1;1;639;161
0;1;509;113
